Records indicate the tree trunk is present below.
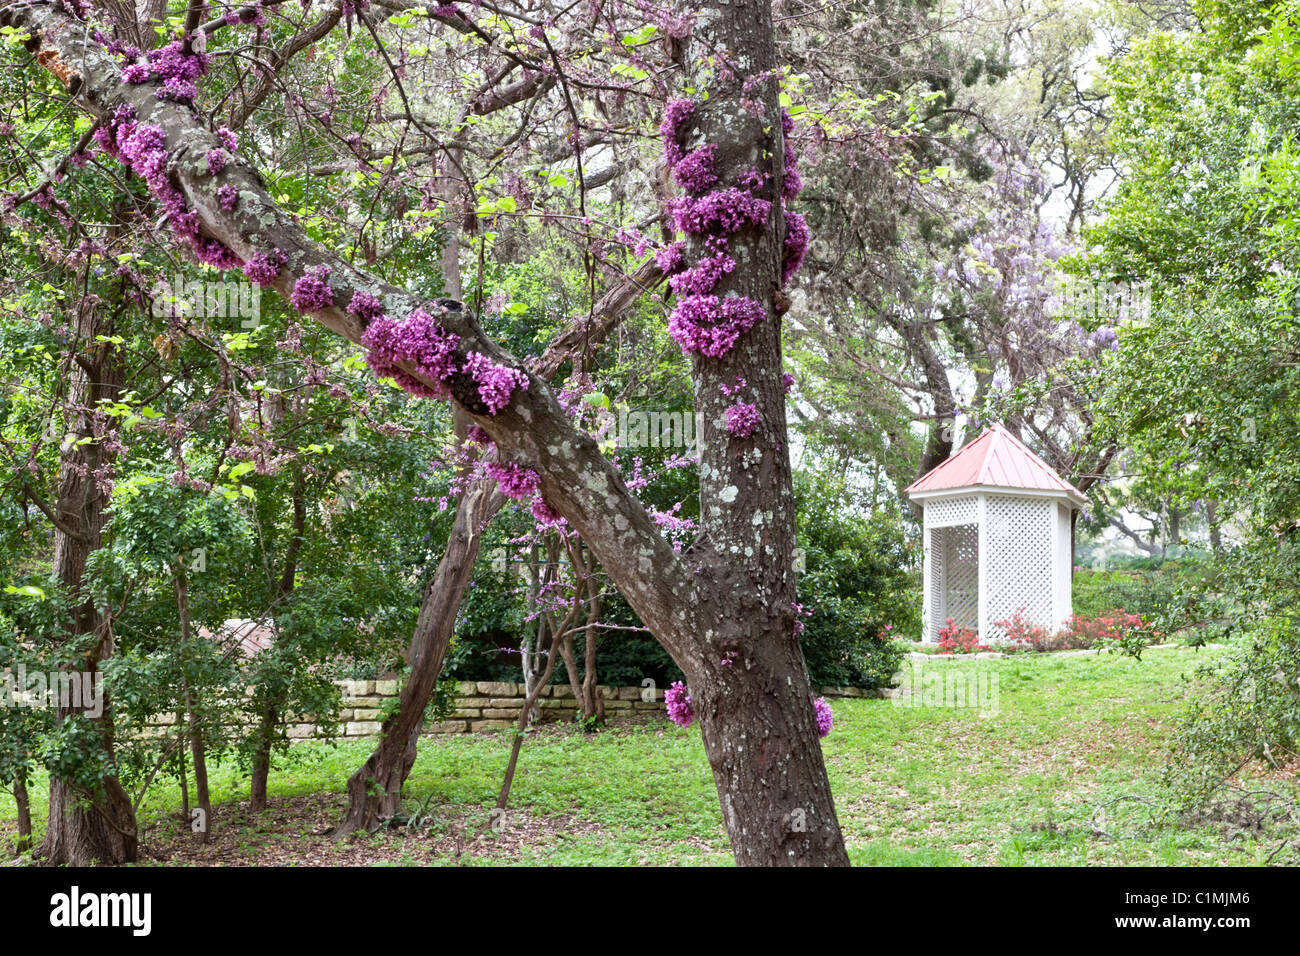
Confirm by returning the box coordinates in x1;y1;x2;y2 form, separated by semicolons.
691;634;846;866
251;465;307;811
42;294;137;866
665;0;850;865
577;545;604;723
13;776;32;853
1206;499;1224;555
175;569;212;842
248;698;276;813
331;478;501;836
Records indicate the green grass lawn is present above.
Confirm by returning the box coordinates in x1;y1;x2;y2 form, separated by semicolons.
3;644;1294;865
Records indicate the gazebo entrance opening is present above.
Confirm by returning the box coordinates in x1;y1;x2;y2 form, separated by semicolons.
930;523;978;639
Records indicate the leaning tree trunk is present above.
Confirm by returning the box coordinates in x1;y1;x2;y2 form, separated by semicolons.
42;297;137;866
331;477;501;836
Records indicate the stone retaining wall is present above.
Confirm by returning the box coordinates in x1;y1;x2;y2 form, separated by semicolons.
305;680;889;739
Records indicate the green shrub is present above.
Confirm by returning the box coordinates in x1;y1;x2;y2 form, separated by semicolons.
1163;616;1300;809
794;471;918;688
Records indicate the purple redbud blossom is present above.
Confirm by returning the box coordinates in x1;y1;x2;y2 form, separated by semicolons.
660;98;696;168
289;264;335;312
665;681;695;728
361;308;461;398
485;461;540;500
669;188;770;235
813;697;833;738
725;401;761;437
244;248;285;286
463;351;529;414
668;253;734;297
654;241;685;275
672;144;718;194
348;289;386;323
782;211;809;286
217;184;239;211
667;293;764;358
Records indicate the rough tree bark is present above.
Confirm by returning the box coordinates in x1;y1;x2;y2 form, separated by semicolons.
42;292;137;866
11;0;850;864
13;776;32;852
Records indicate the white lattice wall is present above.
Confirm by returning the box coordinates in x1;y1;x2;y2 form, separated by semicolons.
920;491;1069;643
923;496;979;528
984;494;1054;639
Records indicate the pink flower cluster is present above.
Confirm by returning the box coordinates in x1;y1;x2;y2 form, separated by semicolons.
463;351;530;414
93;107;242;270
484;460;540;500
244;248;286;286
654;241;685;275
779;111;808;287
289;264;335;312
666;293;764;358
724;401;761;437
361;308;461;399
119;39;210;105
659;98;778;359
659;98;696;167
813;696;833;738
360;307;529;414
671;142;718;194
782;211;809;287
347;289;386;323
668;253;735;297
668;189;771;235
665;681;695;728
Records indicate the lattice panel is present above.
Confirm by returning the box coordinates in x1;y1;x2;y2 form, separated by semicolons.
984;495;1053;639
927;527;944;641
923;495;978;528
928;523;978;640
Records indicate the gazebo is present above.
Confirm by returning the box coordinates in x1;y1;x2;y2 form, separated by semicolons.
905;425;1087;643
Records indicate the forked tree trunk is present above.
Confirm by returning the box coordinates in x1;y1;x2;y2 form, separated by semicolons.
11;0;849;864
331;478;501;836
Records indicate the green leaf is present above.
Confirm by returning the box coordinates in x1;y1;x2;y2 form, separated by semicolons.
3;585;46;599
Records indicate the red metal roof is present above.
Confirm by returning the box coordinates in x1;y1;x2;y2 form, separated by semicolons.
904;424;1086;503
